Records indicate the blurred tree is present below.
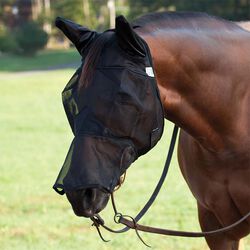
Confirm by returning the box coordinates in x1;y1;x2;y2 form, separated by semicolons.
51;0;116;31
31;0;42;20
1;0;250;54
43;0;51;33
0;0;18;27
15;20;48;55
52;0;98;29
107;0;115;28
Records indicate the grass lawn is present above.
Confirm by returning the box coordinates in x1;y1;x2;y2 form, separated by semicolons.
0;49;80;72
0;68;250;250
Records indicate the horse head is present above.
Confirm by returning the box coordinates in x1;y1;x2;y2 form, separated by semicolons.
53;16;164;218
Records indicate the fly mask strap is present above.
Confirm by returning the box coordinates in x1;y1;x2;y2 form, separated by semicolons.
90;125;179;244
110;125;179;233
91;124;250;247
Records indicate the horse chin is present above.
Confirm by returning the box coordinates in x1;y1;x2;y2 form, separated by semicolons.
66;188;110;218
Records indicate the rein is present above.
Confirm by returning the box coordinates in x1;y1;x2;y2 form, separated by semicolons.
90;125;250;247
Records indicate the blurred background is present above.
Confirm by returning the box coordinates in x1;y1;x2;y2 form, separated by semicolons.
1;0;250;56
1;1;250;250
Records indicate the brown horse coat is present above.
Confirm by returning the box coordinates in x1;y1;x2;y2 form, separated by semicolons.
134;12;250;250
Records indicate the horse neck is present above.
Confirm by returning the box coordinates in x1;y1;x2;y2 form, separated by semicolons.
139;29;250;151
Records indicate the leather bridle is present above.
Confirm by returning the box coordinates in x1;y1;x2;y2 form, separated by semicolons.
90;125;250;247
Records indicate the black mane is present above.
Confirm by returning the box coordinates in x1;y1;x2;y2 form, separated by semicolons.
132;11;241;31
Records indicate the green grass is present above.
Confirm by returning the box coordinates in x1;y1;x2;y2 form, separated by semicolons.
0;49;80;72
0;69;249;250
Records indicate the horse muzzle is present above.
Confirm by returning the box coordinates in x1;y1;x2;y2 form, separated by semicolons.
66;188;110;217
53;135;137;195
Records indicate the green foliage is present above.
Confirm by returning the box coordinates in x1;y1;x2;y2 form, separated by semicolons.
0;22;49;56
52;0;111;32
15;21;48;56
52;0;83;24
52;0;99;29
0;25;18;53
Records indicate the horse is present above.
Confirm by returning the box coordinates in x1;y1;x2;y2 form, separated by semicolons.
53;12;250;250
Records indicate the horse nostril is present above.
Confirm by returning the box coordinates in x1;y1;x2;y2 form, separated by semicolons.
85;188;97;203
66;188;110;218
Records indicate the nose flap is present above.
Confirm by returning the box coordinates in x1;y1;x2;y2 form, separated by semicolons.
53;135;136;195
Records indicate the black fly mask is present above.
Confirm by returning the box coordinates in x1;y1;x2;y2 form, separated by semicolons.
53;16;164;195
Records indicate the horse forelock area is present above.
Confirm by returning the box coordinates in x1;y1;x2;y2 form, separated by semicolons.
78;32;113;90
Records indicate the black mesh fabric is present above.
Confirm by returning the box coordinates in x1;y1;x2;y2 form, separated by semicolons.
53;27;164;195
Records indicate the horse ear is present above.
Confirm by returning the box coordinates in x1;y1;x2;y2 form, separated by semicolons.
55;17;97;55
115;15;146;57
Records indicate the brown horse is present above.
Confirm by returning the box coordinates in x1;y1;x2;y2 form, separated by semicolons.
54;12;250;250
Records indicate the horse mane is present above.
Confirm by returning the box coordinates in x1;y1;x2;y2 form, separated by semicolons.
78;11;242;90
132;11;241;32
